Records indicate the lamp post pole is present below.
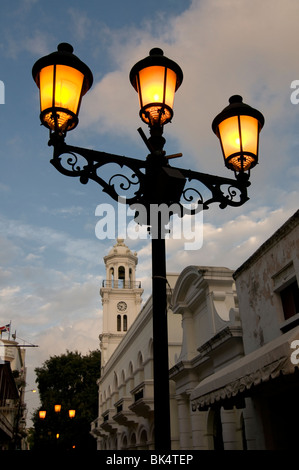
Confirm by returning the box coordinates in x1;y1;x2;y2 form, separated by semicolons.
32;44;264;451
152;233;171;450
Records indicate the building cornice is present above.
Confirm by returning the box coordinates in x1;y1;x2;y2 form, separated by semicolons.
233;209;299;279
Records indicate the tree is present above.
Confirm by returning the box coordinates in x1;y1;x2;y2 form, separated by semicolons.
31;349;101;451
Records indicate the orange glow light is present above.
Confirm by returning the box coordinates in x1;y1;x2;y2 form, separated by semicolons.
39;410;46;419
137;66;177;125
218;115;258;171
39;64;84;132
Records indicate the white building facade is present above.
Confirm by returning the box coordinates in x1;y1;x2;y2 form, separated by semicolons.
91;238;182;449
91;210;299;450
190;210;299;450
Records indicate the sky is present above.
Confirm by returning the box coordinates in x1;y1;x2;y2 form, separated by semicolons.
0;0;298;425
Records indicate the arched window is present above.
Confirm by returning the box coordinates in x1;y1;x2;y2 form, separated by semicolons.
117;315;121;331
123;315;127;331
213;409;224;450
109;267;114;287
129;268;133;287
118;266;125;287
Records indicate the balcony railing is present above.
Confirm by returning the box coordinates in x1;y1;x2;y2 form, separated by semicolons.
102;280;141;289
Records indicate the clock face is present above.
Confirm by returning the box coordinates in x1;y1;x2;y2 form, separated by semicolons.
117;301;127;312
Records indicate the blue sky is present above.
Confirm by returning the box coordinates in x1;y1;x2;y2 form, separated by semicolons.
0;0;298;423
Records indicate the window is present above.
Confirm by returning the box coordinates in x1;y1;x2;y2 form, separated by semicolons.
117;315;121;331
117;314;128;332
213;409;224;450
118;266;125;288
280;280;299;320
123;315;127;331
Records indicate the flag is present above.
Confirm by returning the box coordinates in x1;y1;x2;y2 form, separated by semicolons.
0;324;10;332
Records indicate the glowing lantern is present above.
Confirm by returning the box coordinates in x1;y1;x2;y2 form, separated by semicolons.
39;410;46;419
212;95;264;175
130;48;183;127
32;43;93;134
69;409;76;419
54;404;61;413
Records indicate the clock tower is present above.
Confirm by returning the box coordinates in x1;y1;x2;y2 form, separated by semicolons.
99;238;143;367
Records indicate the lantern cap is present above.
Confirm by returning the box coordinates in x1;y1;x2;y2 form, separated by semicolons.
32;43;93;94
129;48;183;92
212;95;265;136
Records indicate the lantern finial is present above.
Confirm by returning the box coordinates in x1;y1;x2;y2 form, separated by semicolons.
149;48;164;56
57;43;74;53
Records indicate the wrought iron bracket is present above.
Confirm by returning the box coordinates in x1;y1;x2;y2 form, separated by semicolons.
48;132;250;224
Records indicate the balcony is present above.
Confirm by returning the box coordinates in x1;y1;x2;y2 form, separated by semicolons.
113;397;138;428
102;280;141;289
100;409;118;433
129;381;154;419
91;417;108;438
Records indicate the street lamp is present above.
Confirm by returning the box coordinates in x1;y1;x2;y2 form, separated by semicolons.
32;44;264;451
212;94;264;176
130;47;183;131
32;43;93;134
39;410;46;419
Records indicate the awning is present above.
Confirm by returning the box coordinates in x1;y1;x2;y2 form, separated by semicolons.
191;326;299;409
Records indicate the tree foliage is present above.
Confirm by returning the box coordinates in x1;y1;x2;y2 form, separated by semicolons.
31;349;101;451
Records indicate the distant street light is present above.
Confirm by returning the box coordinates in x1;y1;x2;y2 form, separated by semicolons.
39;410;46;419
32;44;264;451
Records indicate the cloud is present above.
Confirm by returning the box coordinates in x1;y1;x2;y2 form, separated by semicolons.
2;0;299;425
0;214;104;268
165;200;298;272
78;0;299;187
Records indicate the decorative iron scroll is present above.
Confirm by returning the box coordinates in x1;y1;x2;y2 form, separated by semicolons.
50;139;250;213
50;142;147;205
178;167;250;213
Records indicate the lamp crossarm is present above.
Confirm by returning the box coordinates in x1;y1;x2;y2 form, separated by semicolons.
177;167;250;212
50;140;147;205
49;138;250;212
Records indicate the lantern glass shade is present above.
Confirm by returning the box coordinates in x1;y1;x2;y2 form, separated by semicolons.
218;115;259;171
54;404;62;413
130;48;183;127
32;43;93;134
136;66;177;126
39;410;46;419
39;64;84;132
212;95;264;174
69;409;76;418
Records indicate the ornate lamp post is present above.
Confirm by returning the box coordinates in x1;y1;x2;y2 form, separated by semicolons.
32;44;264;451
